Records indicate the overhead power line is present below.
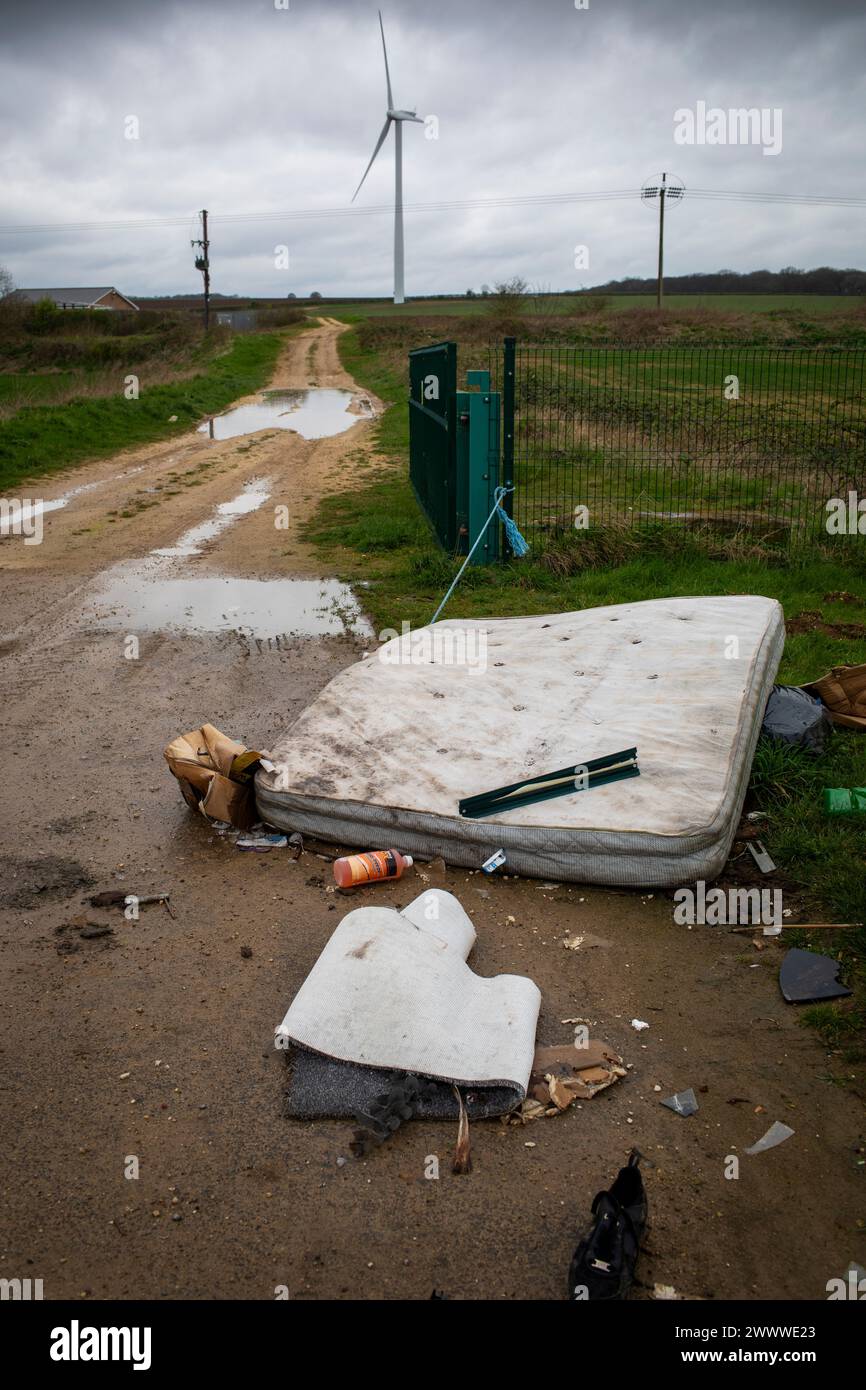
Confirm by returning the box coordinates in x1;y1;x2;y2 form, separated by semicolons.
0;186;863;235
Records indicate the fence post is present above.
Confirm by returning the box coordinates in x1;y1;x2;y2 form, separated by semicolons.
502;336;516;554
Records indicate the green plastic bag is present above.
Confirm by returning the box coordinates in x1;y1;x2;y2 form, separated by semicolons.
823;787;866;815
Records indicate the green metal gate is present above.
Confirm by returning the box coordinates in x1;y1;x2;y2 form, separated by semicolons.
409;342;501;562
409;341;457;550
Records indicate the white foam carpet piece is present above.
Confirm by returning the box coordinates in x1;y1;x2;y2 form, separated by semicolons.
258;595;785;886
275;890;541;1097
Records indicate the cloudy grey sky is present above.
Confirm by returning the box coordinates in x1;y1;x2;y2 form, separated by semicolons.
1;0;864;297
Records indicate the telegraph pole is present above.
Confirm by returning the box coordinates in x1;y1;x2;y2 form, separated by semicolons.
191;209;211;329
641;173;684;309
656;173;666;308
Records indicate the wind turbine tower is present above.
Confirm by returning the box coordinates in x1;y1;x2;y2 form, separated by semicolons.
352;10;423;305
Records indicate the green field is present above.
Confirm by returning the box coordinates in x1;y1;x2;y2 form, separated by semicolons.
338;306;866;545
317;293;864;319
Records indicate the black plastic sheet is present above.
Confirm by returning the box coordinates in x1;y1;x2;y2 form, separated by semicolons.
761;684;833;754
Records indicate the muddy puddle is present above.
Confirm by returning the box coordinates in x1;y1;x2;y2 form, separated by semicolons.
199;388;365;442
152;479;273;557
79;568;372;639
76;476;372;638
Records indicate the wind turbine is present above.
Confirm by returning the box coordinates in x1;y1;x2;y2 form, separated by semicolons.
351;10;423;305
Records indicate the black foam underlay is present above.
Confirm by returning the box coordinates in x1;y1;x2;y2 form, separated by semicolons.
284;1047;519;1120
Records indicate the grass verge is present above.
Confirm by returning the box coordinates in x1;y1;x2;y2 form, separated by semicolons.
0;330;288;492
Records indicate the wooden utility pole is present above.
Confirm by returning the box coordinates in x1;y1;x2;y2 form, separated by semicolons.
191;209;211;329
656;173;666;309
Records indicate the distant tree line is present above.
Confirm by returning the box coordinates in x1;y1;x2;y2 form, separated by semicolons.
592;267;866;295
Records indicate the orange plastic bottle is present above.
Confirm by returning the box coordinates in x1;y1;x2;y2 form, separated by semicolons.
332;849;414;888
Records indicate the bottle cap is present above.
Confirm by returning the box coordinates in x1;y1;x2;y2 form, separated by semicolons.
403;854;414;867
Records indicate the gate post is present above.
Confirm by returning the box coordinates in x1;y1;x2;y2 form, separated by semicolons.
501;337;516;552
455;370;500;564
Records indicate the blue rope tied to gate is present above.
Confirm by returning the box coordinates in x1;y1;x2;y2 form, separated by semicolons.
497;500;530;558
430;486;530;624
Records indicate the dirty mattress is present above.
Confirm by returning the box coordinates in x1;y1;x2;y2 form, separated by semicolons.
257;595;785;886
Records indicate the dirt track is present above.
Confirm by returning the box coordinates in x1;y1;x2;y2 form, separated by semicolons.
0;319;862;1302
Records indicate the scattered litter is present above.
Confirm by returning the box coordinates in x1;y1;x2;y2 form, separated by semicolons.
779;947;852;1004
459;747;639;819
236;831;288;852
660;1087;699;1117
653;1284;680;1300
90;890;168;908
747;840;776;874
481;848;507;874
823;787;866;815
761;684;833;753
515;1041;626;1121
631;1019;649;1032
349;1073;436;1158
563;931;610;952
277;890;541;1121
88;889;176;919
802;662;866;732
332;849;413;888
746;1121;794;1155
567;1150;646;1301
452;1087;472;1174
164;723;271;830
746;811;769;823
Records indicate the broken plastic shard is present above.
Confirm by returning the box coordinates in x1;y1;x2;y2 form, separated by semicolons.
779;947;853;1003
236;831;288;852
660;1087;699;1117
481;848;506;874
746;1120;795;1155
631;1019;649;1031
747;840;776;873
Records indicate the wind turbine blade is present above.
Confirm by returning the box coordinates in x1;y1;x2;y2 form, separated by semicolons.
379;10;394;109
351;117;392;202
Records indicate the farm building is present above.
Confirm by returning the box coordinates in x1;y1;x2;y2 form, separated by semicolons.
8;286;139;311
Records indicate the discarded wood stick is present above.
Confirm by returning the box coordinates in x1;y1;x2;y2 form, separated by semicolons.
451;1086;472;1175
730;922;862;933
89;890;175;918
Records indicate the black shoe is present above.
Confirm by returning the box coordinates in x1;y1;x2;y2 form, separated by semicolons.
567;1150;647;1300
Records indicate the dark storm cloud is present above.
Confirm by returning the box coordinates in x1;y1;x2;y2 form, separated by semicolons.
1;0;864;296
